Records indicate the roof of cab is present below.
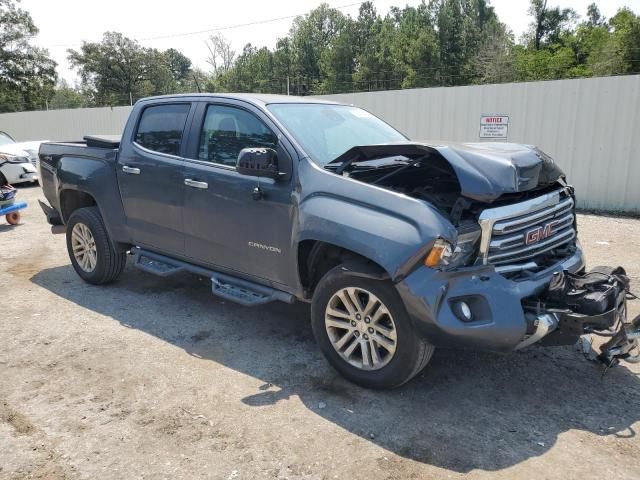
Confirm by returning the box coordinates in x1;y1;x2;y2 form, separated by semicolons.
138;93;343;106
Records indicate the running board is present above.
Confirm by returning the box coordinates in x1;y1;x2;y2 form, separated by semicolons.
135;252;185;276
132;248;294;307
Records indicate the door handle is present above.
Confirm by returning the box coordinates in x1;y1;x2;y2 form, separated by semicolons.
184;178;209;189
122;165;141;175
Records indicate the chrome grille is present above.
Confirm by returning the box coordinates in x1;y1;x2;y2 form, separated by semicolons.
478;188;576;266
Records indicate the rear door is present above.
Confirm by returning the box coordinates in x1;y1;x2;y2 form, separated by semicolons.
181;101;297;287
117;102;192;255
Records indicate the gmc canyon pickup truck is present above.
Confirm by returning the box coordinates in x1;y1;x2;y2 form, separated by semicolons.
38;94;639;388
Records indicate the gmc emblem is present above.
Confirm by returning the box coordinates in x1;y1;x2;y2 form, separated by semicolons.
525;223;554;245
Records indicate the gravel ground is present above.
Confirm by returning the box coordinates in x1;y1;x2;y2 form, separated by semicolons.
1;184;639;480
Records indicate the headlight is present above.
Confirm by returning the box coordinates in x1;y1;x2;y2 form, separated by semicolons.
1;154;30;164
25;150;38;163
424;228;481;269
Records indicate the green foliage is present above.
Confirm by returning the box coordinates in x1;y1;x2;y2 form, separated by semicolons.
5;0;640;111
211;1;509;94
48;79;89;110
67;32;194;106
0;0;57;112
207;0;640;95
515;3;640;81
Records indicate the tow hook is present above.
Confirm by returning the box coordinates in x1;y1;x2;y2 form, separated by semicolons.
515;313;558;350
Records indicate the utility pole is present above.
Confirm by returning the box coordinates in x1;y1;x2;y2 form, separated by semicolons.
129;92;133;106
287;76;290;96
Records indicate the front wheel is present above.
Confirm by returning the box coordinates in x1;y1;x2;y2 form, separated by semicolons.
66;207;126;285
311;265;434;389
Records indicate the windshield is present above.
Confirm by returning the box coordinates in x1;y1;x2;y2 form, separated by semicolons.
267;104;407;165
0;132;14;146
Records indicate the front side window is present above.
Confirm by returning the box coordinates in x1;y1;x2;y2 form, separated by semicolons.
135;104;190;156
198;105;277;166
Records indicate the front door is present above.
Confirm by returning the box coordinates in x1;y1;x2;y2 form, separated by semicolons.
181;102;296;288
117;103;191;255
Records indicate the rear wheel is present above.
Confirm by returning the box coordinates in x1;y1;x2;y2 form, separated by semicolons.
311;265;434;389
66;207;126;284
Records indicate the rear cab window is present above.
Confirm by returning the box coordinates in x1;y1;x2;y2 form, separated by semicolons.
134;104;190;156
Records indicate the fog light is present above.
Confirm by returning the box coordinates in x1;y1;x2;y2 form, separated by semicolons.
455;301;473;322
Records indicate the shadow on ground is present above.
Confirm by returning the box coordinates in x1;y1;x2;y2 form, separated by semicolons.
30;263;640;473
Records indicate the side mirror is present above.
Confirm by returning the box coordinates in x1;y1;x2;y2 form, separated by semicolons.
236;147;280;180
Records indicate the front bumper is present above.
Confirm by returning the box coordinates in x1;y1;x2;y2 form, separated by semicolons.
16;164;38;184
17;172;38;183
396;245;585;352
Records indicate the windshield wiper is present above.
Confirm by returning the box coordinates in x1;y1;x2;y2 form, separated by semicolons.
329;156;410;175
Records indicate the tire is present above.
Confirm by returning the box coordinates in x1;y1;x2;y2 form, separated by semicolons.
6;211;20;225
65;207;126;285
311;265;434;389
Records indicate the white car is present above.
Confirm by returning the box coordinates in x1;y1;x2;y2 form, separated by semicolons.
0;131;41;185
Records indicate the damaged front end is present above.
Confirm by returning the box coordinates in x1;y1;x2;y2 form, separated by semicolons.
328;142;639;367
329;142;579;276
523;267;640;367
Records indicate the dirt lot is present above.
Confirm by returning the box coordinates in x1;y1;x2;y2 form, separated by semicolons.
1;185;639;480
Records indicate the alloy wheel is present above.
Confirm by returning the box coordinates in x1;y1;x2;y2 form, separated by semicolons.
71;222;98;272
324;287;398;370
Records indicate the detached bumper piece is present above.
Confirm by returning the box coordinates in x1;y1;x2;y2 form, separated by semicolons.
523;266;640;366
38;200;63;225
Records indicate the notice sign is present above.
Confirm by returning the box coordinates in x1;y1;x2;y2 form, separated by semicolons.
479;115;509;138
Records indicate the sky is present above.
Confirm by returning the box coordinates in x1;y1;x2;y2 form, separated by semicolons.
20;0;640;84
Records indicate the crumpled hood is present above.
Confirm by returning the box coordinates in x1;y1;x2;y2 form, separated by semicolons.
331;141;565;202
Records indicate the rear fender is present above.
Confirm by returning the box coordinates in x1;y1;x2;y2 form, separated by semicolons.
56;155;130;244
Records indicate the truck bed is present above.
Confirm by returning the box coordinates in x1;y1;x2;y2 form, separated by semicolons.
39;137;120;169
38;138;121;218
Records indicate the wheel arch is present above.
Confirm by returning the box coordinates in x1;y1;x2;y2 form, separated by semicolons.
59;188;97;223
59;189;129;252
297;240;390;299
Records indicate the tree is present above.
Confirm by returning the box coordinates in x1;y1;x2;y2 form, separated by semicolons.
288;3;350;93
68;32;151;105
205;0;639;95
206;33;236;77
472;23;515;84
604;8;640;74
165;48;192;82
352;3;398;91
68;32;194;106
48;79;90;109
0;0;57;112
527;0;577;50
586;3;606;27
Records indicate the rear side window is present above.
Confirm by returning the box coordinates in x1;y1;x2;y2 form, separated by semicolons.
135;104;190;156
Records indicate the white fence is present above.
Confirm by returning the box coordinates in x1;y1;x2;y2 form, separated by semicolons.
0;75;638;212
0;105;132;142
323;75;640;213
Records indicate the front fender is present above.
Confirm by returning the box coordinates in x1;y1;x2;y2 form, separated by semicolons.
298;193;454;281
